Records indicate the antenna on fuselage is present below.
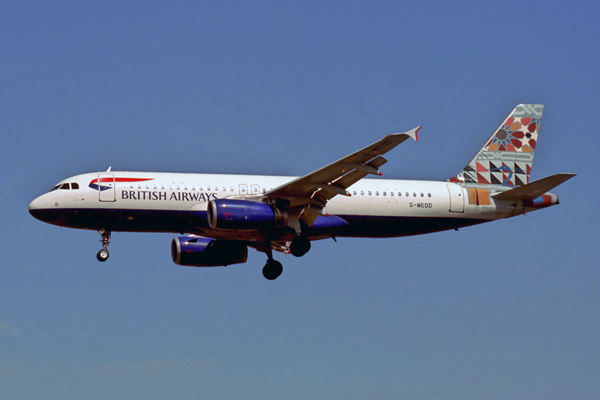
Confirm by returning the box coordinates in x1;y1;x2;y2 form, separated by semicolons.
106;166;112;172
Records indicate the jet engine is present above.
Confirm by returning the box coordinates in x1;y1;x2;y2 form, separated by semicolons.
207;199;287;231
171;236;248;267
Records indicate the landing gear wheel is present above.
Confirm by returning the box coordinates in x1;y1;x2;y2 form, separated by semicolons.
262;260;283;280
290;235;311;257
97;229;111;262
97;249;109;262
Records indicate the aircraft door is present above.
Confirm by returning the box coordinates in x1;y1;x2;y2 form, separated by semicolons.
446;183;464;213
98;173;116;202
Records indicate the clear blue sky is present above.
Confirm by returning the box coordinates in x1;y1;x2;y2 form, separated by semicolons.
1;1;598;399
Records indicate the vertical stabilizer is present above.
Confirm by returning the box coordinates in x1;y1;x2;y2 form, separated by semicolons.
449;104;544;186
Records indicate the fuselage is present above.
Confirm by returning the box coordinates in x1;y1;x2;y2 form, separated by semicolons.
28;171;555;242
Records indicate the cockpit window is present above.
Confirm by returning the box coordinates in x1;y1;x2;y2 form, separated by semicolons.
71;182;79;190
50;185;60;192
59;183;70;190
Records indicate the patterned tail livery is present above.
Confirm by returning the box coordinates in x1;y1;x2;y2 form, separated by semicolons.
449;104;543;186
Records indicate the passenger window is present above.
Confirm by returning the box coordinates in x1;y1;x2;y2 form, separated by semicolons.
375;191;379;196
413;192;417;197
428;193;431;197
390;192;394;196
360;191;364;196
353;190;357;195
71;183;79;190
383;192;387;196
368;191;372;196
420;193;424;197
60;183;70;190
405;192;409;197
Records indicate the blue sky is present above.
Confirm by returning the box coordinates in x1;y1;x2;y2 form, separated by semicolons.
1;1;599;399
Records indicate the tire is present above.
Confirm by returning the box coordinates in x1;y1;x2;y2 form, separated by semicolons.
290;235;311;257
262;260;283;280
97;249;109;262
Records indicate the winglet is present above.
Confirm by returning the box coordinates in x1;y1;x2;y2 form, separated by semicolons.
403;126;420;142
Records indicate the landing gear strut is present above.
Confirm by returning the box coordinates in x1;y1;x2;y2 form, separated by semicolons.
96;229;111;262
258;241;283;280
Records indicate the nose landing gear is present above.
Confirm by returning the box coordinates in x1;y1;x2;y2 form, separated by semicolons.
96;229;111;262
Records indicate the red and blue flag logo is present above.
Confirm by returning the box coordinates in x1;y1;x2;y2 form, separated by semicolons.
89;177;154;191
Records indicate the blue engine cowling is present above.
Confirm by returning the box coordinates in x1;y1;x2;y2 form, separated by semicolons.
171;236;248;267
207;199;287;231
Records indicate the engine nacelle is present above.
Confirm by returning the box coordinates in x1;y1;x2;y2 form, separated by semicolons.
171;236;248;267
207;199;287;231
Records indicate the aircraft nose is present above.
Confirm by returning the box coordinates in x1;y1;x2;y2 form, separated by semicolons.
29;196;43;219
28;194;54;222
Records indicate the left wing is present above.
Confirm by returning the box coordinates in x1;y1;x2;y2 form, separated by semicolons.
265;127;420;227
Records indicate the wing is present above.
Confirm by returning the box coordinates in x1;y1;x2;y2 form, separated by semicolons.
265;127;420;227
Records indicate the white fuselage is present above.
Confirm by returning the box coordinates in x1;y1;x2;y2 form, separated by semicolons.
29;171;522;241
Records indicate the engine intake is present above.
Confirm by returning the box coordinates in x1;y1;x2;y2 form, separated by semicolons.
171;236;248;267
207;199;287;231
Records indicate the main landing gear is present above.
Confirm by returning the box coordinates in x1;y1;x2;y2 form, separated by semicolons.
289;235;311;257
262;259;283;280
260;236;311;280
96;229;111;262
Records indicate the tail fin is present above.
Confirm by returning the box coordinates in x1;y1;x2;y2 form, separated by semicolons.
449;104;544;187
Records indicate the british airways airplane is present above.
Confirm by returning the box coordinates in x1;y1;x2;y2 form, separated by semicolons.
29;104;574;280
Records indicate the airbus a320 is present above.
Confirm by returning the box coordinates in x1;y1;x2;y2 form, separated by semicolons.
29;104;575;280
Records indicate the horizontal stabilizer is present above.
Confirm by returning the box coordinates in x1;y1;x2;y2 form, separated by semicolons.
492;173;576;201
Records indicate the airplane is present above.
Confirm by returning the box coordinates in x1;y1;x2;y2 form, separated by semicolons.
29;104;575;280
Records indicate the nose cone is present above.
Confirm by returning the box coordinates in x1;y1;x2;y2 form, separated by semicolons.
29;195;44;220
29;194;57;223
